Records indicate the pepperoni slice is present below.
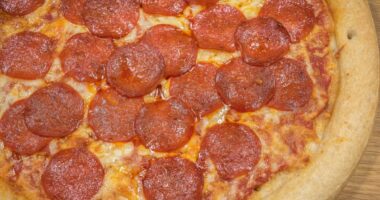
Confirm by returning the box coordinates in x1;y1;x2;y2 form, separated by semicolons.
186;0;218;6
201;123;261;180
0;31;54;80
42;148;104;200
260;0;315;42
141;0;187;16
142;25;197;77
0;0;44;16
143;157;203;200
83;0;139;38
216;58;275;112
88;89;144;143
61;0;86;25
268;58;313;111
106;41;165;97
0;100;50;155
135;98;194;152
170;63;223;117
24;83;84;138
191;4;246;52
60;33;115;82
235;17;290;66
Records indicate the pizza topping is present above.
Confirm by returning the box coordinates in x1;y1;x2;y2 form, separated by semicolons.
143;157;203;200
191;4;246;52
260;0;316;42
170;63;223;117
142;25;197;77
60;33;115;82
0;100;51;156
216;58;275;112
135;98;194;152
42;148;104;200
60;0;86;25
269;58;313;111
140;0;187;16
0;0;44;16
235;17;290;66
106;41;165;97
0;31;54;80
24;83;84;138
200;123;261;180
83;0;139;38
186;0;218;7
88;89;144;143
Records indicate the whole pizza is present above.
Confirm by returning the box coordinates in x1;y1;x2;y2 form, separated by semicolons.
0;0;378;200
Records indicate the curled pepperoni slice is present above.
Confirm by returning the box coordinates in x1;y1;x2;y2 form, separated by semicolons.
61;0;86;25
89;89;144;143
186;0;218;6
201;123;261;180
24;83;84;138
170;63;223;117
135;98;194;152
60;33;115;82
0;0;44;16
235;17;290;66
42;148;104;200
143;25;197;77
0;100;50;155
260;0;315;42
141;0;187;16
0;31;54;80
83;0;139;38
216;58;275;112
143;157;203;200
269;58;313;111
191;4;246;52
106;41;165;97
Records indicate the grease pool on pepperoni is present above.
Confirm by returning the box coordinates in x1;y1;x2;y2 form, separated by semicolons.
200;123;261;180
61;0;86;25
260;0;316;42
24;83;84;138
88;89;144;143
0;0;44;16
106;41;165;97
235;17;290;66
0;100;51;156
82;0;139;38
135;98;194;152
269;58;313;111
216;58;275;112
42;148;104;200
191;4;246;52
60;33;115;82
0;31;54;80
143;157;203;200
142;24;197;77
186;0;218;6
141;0;187;16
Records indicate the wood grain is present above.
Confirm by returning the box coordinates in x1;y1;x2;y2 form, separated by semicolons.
336;1;380;199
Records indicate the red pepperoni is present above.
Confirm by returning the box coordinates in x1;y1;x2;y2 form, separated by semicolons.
201;123;261;180
142;25;197;77
191;4;246;52
141;0;187;16
268;58;313;111
260;0;316;42
0;100;50;155
106;41;165;98
42;148;104;200
186;0;218;6
143;157;203;200
135;98;194;152
170;63;223;117
0;0;44;16
61;0;86;25
83;0;139;38
216;58;275;112
60;33;115;82
235;17;290;66
88;89;144;143
0;31;54;80
24;83;84;138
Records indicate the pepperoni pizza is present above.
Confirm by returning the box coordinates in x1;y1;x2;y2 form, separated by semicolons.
0;0;378;200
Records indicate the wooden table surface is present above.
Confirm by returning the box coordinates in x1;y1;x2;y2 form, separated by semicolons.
336;1;380;199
